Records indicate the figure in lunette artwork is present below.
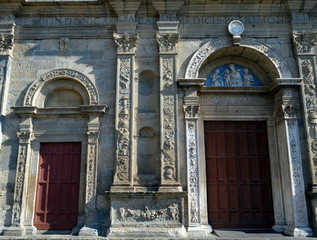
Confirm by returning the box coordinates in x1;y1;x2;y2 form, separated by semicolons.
211;69;222;86
228;64;243;86
243;68;254;86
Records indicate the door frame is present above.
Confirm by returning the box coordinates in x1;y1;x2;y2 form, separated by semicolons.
203;120;275;228
197;106;285;232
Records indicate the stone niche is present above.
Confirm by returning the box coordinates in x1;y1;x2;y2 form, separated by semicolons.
107;192;186;237
136;70;160;186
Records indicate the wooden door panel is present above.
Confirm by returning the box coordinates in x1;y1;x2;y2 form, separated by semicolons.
205;121;274;228
34;142;81;230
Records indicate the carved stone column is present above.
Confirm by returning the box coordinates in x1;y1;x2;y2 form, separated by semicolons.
4;117;34;236
178;79;211;236
79;116;101;236
292;31;317;233
0;22;15;149
273;80;313;237
156;26;181;190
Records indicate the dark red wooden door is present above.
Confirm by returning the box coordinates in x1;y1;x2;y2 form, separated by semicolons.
34;142;81;230
204;121;274;228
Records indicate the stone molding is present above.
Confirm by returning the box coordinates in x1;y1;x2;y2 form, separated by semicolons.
185;36;291;79
113;32;138;53
24;69;100;107
293;33;317;54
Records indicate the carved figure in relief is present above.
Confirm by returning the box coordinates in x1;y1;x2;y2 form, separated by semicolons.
168;204;179;220
163;69;173;87
309;111;317;139
164;166;175;181
229;64;243;86
224;69;231;86
305;85;315;96
211;69;222;86
243;68;254;86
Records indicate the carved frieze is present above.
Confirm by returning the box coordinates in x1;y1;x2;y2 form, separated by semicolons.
116;204;180;222
113;32;138;53
156;33;179;53
0;34;13;52
24;69;99;106
293;33;317;54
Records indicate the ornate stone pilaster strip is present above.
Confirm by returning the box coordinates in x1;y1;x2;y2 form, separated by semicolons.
12;131;34;226
113;33;137;185
184;105;200;225
159;55;179;185
292;33;317;184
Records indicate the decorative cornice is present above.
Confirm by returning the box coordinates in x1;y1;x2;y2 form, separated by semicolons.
113;32;138;53
156;33;179;53
293;33;317;54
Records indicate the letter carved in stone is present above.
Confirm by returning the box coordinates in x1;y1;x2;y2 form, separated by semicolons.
293;33;317;53
113;32;139;53
156;34;179;53
12;131;34;226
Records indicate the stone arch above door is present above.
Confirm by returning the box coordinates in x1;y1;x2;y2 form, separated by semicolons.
185;36;291;80
23;69;99;107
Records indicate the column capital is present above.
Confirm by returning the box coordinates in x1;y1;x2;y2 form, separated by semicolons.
183;105;200;119
156;33;179;53
17;131;34;144
292;33;317;54
87;131;100;144
113;32;139;54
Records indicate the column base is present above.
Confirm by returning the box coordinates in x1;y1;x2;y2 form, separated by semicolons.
78;226;98;236
272;224;285;232
284;225;314;237
107;226;187;238
2;226;25;236
187;224;213;237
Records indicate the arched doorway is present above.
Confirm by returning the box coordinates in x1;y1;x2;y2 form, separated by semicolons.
179;36;313;237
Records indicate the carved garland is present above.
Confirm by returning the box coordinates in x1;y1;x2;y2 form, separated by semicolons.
24;69;99;106
161;58;177;182
185;36;291;79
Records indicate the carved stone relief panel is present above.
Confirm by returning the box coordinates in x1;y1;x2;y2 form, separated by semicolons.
114;57;132;184
160;57;178;184
12;131;34;226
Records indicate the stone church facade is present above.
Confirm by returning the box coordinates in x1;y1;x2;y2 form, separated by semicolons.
0;0;316;238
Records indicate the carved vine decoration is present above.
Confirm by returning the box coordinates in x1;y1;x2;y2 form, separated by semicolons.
293;33;317;53
113;32;139;53
187;121;199;223
156;33;179;53
24;69;99;106
161;58;177;182
302;59;317;177
115;58;131;183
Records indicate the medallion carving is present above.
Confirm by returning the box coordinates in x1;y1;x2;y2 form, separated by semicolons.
293;33;317;53
113;32;138;53
156;33;179;53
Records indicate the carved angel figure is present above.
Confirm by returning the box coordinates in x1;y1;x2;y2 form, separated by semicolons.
211;69;222;86
243;68;254;86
